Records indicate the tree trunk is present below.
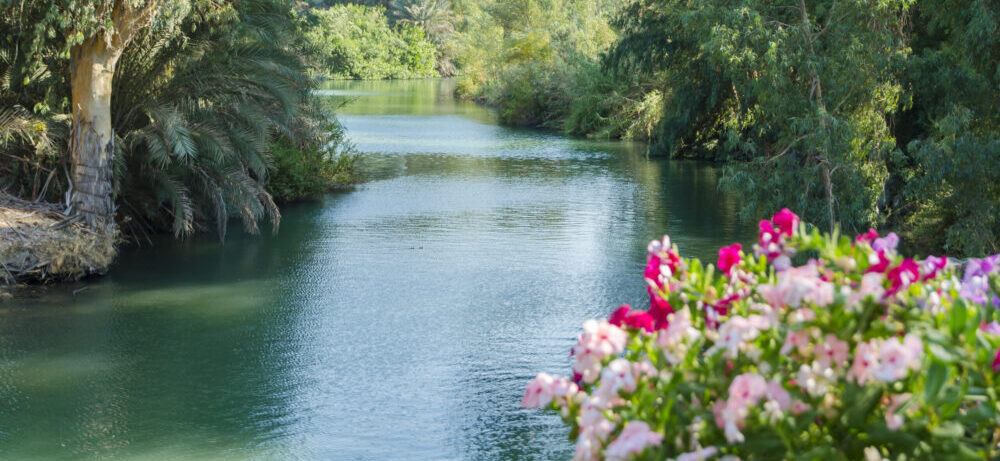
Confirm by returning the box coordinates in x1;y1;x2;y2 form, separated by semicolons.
67;37;121;234
65;0;160;234
798;0;837;233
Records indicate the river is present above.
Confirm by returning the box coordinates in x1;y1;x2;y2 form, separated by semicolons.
0;79;753;460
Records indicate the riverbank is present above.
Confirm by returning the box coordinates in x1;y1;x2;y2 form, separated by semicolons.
0;193;114;284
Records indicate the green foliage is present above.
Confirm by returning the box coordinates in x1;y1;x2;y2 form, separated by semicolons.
451;0;617;130
303;4;437;79
0;0;354;241
896;1;1000;256
391;0;457;74
610;0;909;234
268;135;359;203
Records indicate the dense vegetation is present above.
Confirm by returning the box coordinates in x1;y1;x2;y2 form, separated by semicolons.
0;0;356;241
325;0;998;258
303;4;437;79
2;0;998;259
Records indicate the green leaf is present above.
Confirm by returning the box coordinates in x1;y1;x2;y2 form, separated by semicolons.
845;385;882;427
924;361;948;402
930;421;964;439
928;343;957;363
950;298;967;338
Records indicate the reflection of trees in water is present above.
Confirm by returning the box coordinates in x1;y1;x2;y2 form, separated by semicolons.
319;78;497;123
0;205;329;458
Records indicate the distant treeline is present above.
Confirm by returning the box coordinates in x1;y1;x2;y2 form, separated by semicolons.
322;0;999;257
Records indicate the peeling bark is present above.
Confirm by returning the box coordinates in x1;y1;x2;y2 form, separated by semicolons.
65;0;160;234
67;37;119;233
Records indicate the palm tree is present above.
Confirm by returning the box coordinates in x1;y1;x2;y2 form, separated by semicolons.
109;0;329;240
390;0;456;74
390;0;455;40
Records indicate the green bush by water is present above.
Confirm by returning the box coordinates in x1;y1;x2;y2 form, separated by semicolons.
268;138;359;203
304;4;437;80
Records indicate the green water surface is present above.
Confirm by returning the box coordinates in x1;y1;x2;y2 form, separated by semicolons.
0;79;753;460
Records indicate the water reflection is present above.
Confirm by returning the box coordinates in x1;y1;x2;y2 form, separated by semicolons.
0;78;753;460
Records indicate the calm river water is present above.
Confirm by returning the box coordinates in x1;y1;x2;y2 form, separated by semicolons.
0;79;753;460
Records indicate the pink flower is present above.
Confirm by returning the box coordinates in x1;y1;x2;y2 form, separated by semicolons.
765;380;791;411
575;424;614;461
885;393;911;431
728;373;768;407
886;258;919;296
572;320;629;383
873;335;923;382
573;430;602;461
757;220;783;260
754;209;799;263
758;262;834;308
850;273;886;306
848;341;879;385
645;236;682;293
575;395;616;461
993;348;1000;373
522;373;578;408
676;446;718;461
656;308;699;364
708;316;761;359
713;373;770;443
780;328;814;356
816;334;849;369
791;400;811;415
632;358;657;379
772;208;799;237
718;243;743;274
856;228;879;244
595;359;637;399
604;421;663;461
981;321;1000;335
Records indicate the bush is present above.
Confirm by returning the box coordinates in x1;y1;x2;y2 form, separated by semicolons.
267;137;358;203
524;209;1000;460
304;4;437;79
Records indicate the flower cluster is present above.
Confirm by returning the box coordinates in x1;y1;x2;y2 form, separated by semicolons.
523;209;1000;460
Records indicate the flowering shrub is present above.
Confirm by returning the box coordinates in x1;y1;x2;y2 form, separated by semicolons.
523;209;1000;460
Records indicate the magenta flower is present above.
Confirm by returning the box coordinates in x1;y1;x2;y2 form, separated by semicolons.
624;311;655;332
643;258;661;285
993;348;1000;373
608;304;632;327
648;293;673;329
886;258;920;296
609;304;655;332
758;220;781;257
856;228;879;244
921;256;948;281
865;250;891;274
772;208;799;237
718;243;743;274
